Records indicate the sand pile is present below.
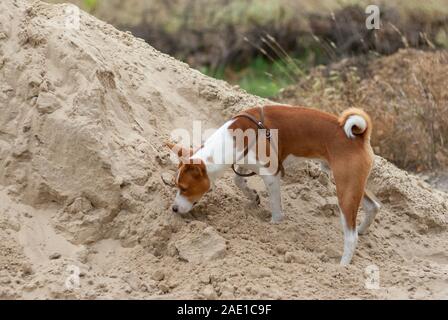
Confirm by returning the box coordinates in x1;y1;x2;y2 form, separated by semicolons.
0;0;447;299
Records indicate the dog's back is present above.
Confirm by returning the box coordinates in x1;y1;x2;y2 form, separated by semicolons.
242;105;373;165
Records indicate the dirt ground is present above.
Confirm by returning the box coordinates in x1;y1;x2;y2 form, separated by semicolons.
0;0;447;299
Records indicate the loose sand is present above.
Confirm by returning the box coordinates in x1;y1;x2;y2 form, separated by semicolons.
0;0;447;299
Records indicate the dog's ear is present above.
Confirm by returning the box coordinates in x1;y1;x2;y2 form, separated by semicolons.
184;161;206;178
165;142;194;161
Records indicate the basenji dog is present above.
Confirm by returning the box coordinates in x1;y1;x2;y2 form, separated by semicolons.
166;105;381;265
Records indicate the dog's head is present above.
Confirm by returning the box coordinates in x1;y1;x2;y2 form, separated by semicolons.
166;142;211;214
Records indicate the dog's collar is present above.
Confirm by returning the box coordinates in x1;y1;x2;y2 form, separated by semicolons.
230;107;283;177
231;106;271;140
231;107;268;177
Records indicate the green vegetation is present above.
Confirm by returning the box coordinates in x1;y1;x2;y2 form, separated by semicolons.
82;0;97;11
202;56;309;98
203;59;279;98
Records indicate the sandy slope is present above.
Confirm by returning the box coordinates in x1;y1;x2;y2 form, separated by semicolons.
0;0;447;299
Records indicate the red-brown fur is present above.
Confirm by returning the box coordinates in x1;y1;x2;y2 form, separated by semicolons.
176;162;210;204
164;142;210;204
229;105;374;230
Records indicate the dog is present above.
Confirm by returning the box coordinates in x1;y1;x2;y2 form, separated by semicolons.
166;105;381;265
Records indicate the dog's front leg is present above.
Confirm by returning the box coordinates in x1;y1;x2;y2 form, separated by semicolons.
234;174;260;206
261;174;284;223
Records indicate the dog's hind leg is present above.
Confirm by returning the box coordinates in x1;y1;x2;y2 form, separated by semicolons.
357;190;381;235
332;158;370;265
339;212;359;266
234;170;260;206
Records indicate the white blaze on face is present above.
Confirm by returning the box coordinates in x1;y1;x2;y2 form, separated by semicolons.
173;191;194;214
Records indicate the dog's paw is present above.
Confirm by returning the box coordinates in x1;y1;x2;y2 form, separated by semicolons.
270;213;285;224
248;190;260;207
253;193;260;206
356;226;368;236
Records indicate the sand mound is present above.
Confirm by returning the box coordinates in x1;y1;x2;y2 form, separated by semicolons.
0;0;447;299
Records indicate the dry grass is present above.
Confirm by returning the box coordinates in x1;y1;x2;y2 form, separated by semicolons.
46;0;448;68
279;49;448;171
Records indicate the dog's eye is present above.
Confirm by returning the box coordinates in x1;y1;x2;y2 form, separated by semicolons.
179;187;187;193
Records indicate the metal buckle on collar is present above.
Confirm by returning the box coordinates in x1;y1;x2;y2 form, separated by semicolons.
266;129;271;140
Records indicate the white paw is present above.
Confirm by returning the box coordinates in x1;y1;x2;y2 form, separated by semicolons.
339;258;351;266
252;192;260;206
270;213;285;224
357;226;367;235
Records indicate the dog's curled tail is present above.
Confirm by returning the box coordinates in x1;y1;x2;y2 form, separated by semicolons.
338;108;372;140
